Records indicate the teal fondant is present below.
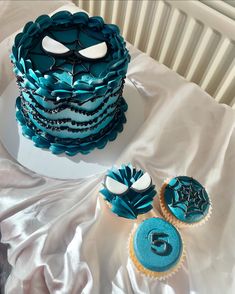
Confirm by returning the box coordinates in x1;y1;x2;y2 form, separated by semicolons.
16;96;127;156
100;164;156;219
22;93;119;122
21;90;120;119
164;176;210;223
133;218;182;272
11;11;130;155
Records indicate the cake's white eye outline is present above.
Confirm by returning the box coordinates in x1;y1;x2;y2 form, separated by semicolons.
78;42;108;60
104;176;128;195
42;36;70;55
131;172;152;192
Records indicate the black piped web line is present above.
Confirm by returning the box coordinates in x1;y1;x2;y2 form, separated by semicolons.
167;178;209;218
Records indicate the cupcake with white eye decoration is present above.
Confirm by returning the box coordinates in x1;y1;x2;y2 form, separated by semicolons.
100;163;157;219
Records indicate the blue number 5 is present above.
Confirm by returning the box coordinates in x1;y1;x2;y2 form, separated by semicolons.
150;232;172;256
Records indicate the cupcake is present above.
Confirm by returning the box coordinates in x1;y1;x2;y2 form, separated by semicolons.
129;217;185;279
159;176;211;228
100;164;157;219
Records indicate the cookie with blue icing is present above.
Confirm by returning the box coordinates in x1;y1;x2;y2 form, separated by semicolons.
129;218;185;279
100;164;156;219
11;11;130;155
159;176;211;228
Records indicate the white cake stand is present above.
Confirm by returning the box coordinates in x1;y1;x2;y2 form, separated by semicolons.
0;79;145;179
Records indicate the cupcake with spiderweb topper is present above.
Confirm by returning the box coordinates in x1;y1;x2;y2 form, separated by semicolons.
159;176;212;228
100;163;157;219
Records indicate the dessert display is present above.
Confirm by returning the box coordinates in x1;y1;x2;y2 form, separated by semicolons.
100;163;157;219
9;9;213;284
11;11;130;155
129;217;185;279
159;176;211;228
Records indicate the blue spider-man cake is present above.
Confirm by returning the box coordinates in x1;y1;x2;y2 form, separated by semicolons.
11;11;130;155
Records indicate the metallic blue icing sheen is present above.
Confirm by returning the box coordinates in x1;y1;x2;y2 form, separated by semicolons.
134;218;182;272
11;11;130;154
164;176;210;223
100;164;156;219
27;110;116;139
16;96;127;156
22;92;120;121
22;84;121;111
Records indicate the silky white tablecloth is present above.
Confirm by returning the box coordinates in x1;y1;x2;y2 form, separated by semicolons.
0;2;235;294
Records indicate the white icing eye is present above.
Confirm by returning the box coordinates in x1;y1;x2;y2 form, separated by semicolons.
131;173;152;192
78;42;107;59
42;36;70;54
105;176;128;195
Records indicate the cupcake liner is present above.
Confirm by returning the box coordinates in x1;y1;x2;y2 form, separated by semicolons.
136;210;156;224
101;197;156;221
101;195;112;210
128;222;186;280
159;178;212;228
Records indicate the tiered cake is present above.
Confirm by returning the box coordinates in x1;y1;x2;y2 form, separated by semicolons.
11;11;130;155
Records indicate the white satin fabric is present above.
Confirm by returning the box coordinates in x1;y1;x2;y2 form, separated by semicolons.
1;2;235;294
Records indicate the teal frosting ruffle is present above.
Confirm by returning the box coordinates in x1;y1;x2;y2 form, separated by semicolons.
100;164;157;219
